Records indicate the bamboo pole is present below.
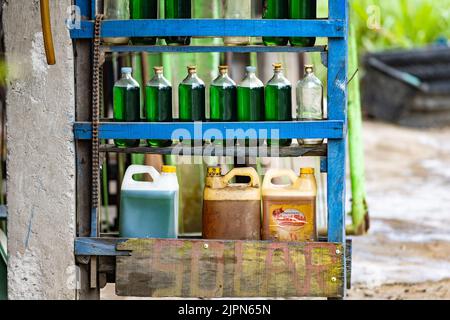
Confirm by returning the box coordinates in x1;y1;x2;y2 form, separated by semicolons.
348;24;369;235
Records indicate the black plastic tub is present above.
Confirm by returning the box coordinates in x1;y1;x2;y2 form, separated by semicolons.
362;46;450;128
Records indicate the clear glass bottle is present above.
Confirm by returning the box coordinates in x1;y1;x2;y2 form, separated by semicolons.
265;63;292;147
297;65;324;145
113;67;141;148
104;0;130;45
223;0;252;46
130;0;158;45
146;66;173;148
237;66;265;145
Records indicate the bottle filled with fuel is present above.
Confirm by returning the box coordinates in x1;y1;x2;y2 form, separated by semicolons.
265;63;292;147
262;0;289;46
237;66;265;145
179;66;206;144
130;0;158;45
113;67;141;148
164;0;192;45
210;66;237;144
146;66;173;147
289;0;317;47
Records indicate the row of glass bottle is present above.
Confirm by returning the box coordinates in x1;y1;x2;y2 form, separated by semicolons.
104;0;317;46
114;64;324;148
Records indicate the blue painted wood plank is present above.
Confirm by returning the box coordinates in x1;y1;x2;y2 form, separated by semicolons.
73;121;344;140
0;205;6;220
70;19;346;39
101;45;327;54
320;157;328;173
75;0;91;19
90;0;96;19
75;238;130;256
90;207;98;238
327;1;348;244
327;0;349;296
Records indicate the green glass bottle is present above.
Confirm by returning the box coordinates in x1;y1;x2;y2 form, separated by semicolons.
289;0;317;47
262;0;289;46
113;67;141;148
146;66;173;147
237;66;265;145
164;0;191;46
130;0;158;45
210;65;237;144
265;63;292;147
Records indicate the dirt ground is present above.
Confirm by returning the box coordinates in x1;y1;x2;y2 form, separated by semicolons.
102;121;450;300
346;121;450;300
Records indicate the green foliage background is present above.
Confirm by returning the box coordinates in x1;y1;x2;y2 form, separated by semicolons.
349;0;450;52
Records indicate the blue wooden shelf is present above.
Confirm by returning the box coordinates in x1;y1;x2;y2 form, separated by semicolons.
74;121;344;140
101;45;328;54
70;19;346;39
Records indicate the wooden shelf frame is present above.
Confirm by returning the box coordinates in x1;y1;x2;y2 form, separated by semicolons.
72;0;350;299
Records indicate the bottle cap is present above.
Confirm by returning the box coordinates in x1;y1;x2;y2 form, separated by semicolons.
246;66;257;73
219;65;228;74
154;66;164;73
305;65;314;73
300;168;315;175
207;166;222;177
187;65;197;73
121;67;132;74
162;166;177;174
273;63;283;71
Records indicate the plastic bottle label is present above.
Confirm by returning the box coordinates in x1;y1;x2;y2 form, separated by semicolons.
267;200;316;241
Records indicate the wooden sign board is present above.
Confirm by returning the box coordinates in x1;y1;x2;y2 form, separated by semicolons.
116;239;344;298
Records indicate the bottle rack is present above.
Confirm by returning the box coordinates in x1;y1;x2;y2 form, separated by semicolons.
72;0;351;299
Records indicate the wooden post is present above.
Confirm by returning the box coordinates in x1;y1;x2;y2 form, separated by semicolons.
74;0;100;300
327;0;349;297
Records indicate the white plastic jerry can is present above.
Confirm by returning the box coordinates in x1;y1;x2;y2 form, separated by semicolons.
119;165;179;238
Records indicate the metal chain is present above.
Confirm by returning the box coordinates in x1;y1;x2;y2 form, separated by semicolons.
92;14;104;211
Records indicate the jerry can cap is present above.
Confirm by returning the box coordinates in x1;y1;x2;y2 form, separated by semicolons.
207;166;222;177
301;168;315;174
162;165;177;174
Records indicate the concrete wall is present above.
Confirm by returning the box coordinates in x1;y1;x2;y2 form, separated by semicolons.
4;0;76;299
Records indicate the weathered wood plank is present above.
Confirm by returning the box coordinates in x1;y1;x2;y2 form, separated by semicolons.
115;239;344;298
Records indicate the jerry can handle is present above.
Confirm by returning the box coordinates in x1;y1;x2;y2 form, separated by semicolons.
122;165;160;189
262;169;299;188
223;167;260;188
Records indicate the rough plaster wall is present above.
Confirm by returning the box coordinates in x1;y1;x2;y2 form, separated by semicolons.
4;0;76;299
